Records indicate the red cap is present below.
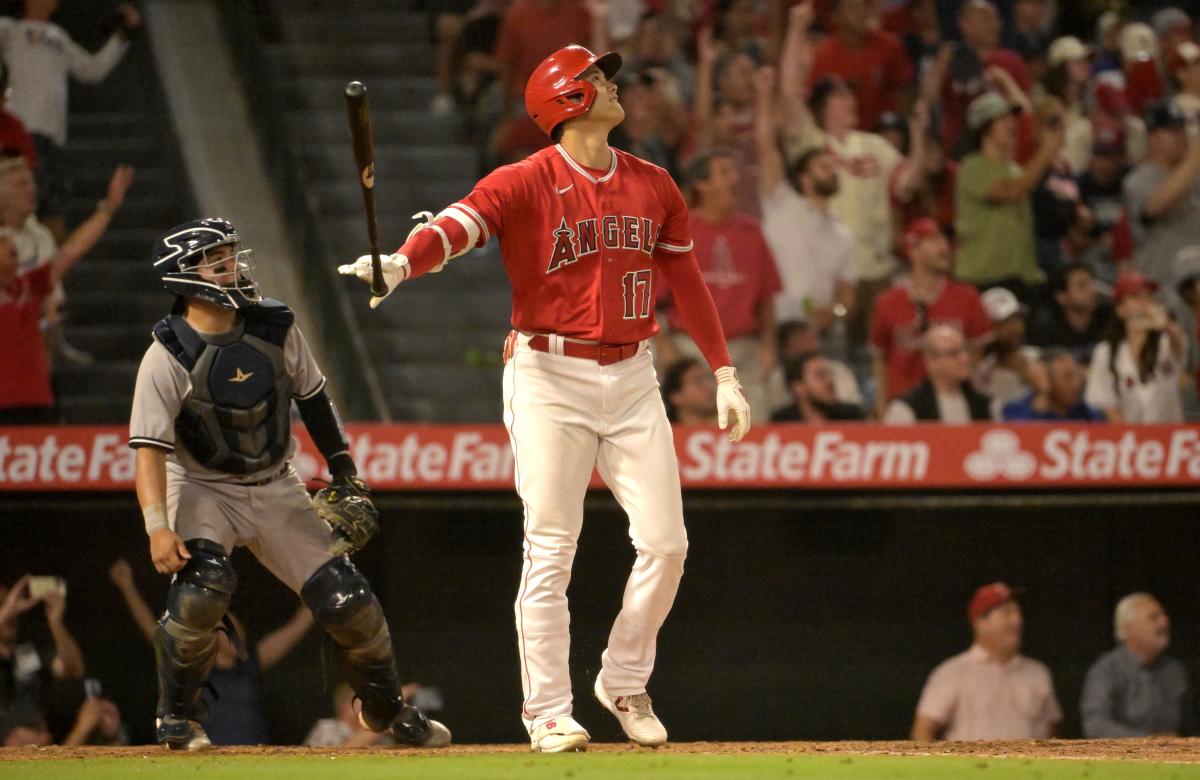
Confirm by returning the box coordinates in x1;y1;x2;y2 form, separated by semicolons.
1113;270;1160;302
903;218;942;258
968;582;1021;622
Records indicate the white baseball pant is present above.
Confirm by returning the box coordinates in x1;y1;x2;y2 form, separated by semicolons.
502;332;688;730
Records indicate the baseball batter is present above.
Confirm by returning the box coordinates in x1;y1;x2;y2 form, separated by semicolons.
341;45;751;752
129;218;450;750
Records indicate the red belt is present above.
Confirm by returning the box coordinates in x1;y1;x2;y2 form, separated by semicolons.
527;334;642;366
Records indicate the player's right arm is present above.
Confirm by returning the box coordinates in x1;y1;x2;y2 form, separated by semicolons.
129;342;192;574
339;164;520;305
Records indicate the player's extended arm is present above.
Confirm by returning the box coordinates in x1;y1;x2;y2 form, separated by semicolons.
135;447;191;575
656;250;751;441
255;605;315;672
338;206;484;307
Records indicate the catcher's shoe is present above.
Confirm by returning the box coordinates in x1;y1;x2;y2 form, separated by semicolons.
529;714;590;753
594;674;668;747
156;716;213;751
358;706;452;748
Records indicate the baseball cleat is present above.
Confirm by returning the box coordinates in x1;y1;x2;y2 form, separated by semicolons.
594;674;668;747
156;716;213;751
529;715;590;752
410;719;452;748
359;707;452;748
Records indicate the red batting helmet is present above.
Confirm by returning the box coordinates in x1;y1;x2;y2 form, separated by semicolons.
525;44;622;137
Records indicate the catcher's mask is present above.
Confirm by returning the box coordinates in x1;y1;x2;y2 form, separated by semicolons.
153;218;262;310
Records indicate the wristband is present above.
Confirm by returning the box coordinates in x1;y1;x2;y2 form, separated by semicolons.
143;504;168;535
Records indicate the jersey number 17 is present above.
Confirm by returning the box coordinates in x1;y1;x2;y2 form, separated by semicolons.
621;270;652;320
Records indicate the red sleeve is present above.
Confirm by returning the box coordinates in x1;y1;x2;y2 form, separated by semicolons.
1014;111;1036;166
654;175;694;254
0;114;38;171
962;288;993;341
868;291;893;351
807;39;834;87
656;249;733;370
26;264;53;298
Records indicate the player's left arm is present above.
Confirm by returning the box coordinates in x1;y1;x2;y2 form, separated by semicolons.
288;327;380;554
288;327;357;479
654;174;750;441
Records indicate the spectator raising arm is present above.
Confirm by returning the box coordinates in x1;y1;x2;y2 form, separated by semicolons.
49;164;134;286
779;1;817;137
893;100;930;203
584;0;610;61
754;65;784;199
692;27;720;150
108;558;157;644
1143;135;1200;220
984;118;1062;205
41;590;84;679
255;606;315;672
65;3;140;83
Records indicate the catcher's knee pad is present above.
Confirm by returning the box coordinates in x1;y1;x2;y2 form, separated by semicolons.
301;557;384;648
163;539;237;640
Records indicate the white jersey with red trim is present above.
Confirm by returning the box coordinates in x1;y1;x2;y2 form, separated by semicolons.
446;144;693;343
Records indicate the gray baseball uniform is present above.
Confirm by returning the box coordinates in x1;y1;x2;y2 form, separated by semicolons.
129;324;336;592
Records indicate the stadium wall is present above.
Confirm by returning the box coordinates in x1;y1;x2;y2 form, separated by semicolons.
2;489;1198;745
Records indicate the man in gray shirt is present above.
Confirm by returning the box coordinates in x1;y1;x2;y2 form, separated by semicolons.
1123;102;1200;299
1080;593;1193;737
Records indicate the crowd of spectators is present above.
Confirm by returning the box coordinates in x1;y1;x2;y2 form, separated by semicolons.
0;0;137;424
0;566;442;748
430;0;1200;426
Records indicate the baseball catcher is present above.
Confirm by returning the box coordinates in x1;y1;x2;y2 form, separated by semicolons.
129;218;450;751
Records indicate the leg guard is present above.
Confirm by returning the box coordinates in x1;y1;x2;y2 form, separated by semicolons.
154;539;236;722
301;557;431;743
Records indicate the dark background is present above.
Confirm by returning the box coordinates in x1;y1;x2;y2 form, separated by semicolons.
2;489;1199;746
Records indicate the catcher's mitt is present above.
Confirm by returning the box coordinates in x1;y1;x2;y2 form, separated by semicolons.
312;476;379;556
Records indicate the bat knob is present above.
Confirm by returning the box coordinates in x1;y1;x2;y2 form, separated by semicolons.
345;81;367;99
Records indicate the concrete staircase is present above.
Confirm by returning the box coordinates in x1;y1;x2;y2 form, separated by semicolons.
55;26;193;423
262;0;510;421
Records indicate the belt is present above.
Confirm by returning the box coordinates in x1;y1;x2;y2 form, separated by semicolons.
242;463;289;487
527;334;641;366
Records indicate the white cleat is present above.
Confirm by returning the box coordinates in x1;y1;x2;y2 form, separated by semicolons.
419;719;452;748
529;714;590;753
594;674;668;747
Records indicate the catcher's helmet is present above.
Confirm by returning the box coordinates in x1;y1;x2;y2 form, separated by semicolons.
152;218;262;310
525;44;622;137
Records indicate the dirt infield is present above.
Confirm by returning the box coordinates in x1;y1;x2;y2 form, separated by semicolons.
2;738;1198;763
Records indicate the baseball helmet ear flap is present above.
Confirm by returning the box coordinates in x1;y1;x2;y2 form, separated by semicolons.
153;218;262;311
525;45;622;136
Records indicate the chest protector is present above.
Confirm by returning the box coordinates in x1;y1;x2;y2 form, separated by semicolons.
153;300;294;475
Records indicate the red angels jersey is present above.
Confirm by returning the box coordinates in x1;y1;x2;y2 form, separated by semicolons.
449;144;693;343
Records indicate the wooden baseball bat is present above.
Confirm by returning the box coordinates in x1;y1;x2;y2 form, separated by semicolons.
344;81;388;298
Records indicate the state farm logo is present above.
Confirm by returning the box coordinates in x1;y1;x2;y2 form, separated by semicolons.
964;428;1200;482
964;430;1037;481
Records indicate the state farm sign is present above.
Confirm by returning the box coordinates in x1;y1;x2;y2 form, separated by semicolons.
0;424;1197;492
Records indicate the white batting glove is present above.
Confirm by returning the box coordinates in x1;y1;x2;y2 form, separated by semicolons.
715;366;751;443
337;253;411;309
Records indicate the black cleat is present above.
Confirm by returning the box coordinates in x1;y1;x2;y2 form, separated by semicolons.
156;716;213;751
